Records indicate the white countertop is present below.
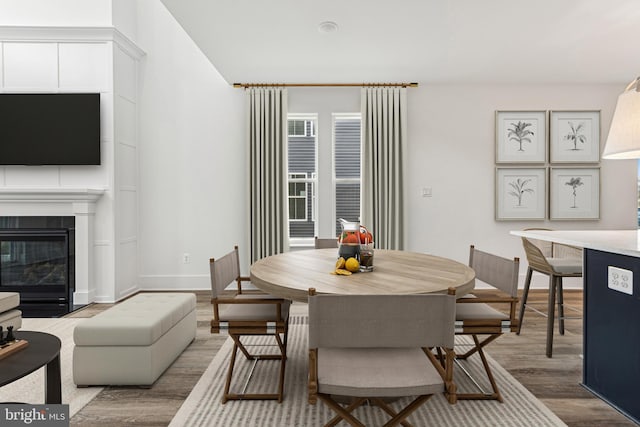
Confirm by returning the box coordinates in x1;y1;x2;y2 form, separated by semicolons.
510;229;640;258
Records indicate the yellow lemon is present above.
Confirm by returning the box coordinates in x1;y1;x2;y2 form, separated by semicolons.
336;257;346;269
345;257;360;273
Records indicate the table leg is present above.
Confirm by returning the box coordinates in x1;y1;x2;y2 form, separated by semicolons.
45;353;62;404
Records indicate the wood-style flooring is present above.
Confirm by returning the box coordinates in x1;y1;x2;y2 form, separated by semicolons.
67;289;637;426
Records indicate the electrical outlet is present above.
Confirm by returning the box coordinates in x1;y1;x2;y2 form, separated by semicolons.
182;253;191;264
608;266;633;295
422;187;432;197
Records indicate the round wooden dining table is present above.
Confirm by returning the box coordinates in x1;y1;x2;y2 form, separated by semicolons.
249;248;476;302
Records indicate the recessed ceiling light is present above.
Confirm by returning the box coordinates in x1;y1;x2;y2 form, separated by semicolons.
318;21;339;33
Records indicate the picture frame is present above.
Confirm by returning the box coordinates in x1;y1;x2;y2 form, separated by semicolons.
549;110;600;163
550;167;600;220
495;167;546;220
495;111;547;164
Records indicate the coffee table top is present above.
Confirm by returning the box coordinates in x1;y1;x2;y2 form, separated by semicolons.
0;331;61;387
250;248;476;302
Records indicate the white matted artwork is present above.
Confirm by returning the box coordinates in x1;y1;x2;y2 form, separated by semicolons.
495;111;546;163
496;168;546;220
550;110;600;163
550;168;600;220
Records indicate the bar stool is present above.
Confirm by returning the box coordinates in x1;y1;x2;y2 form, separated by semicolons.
518;229;582;358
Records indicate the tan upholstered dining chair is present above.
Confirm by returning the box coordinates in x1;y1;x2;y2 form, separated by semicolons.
518;228;582;358
209;245;291;403
455;245;519;402
314;236;338;249
308;288;457;427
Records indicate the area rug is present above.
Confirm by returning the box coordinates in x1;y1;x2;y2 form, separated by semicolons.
170;316;566;427
0;318;103;417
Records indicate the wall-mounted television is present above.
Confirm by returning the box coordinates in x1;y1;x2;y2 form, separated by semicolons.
0;93;101;165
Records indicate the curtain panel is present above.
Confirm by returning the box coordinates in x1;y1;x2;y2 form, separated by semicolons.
361;87;407;250
247;88;289;263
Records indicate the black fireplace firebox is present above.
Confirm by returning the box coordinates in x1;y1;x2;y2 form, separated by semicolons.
0;228;73;317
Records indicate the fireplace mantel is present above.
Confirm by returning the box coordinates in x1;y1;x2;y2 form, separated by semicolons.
0;187;105;202
0;187;106;305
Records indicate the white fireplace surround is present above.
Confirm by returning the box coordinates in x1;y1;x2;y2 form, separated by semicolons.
0;187;105;305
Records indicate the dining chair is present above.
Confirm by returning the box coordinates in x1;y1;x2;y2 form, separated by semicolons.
209;245;291;403
454;245;519;402
314;236;338;249
518;228;582;358
308;288;457;427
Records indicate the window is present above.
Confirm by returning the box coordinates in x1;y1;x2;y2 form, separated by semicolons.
288;173;308;221
286;113;361;245
287;115;317;240
334;115;362;235
288;119;315;137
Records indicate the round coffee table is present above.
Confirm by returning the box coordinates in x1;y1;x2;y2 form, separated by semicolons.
0;331;62;404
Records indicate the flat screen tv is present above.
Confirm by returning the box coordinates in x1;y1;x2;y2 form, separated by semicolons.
0;93;101;165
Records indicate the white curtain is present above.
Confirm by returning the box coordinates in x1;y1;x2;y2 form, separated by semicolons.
247;88;289;263
361;87;407;250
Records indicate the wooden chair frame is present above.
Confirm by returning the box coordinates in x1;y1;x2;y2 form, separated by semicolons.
210;246;290;403
454;245;519;402
308;288;457;427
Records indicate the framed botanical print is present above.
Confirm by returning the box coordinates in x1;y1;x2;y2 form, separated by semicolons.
495;111;547;163
549;110;600;163
550;167;600;220
495;167;546;220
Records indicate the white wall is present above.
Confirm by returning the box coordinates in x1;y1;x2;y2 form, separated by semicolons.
112;0;137;42
0;0;111;26
135;0;245;288
406;84;637;287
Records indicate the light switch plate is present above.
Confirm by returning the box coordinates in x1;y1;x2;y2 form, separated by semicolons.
608;266;633;295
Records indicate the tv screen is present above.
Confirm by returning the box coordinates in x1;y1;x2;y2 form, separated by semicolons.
0;93;100;165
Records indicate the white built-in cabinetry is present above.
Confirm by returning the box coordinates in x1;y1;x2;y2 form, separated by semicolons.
0;27;144;303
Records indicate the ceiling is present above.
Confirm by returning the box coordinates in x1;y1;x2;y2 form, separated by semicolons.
159;0;640;86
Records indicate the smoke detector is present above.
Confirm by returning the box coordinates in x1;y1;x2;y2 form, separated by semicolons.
318;21;339;33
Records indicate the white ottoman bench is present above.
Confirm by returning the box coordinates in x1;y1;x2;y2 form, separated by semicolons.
0;292;22;330
73;293;197;386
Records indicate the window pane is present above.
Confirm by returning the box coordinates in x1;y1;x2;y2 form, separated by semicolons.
335;119;361;179
288;120;305;137
288;117;317;239
295;198;306;218
290;199;297;219
335;182;360;236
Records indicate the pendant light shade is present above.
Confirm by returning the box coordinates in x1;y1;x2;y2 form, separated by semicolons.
602;77;640;159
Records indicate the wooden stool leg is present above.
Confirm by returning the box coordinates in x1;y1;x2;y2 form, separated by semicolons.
557;278;565;335
517;267;533;335
546;276;557;358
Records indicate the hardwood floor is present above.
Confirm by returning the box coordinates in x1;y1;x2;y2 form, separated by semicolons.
67;289;636;426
